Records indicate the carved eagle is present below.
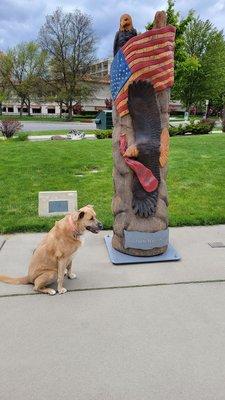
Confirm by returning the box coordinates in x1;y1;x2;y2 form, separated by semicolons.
127;81;162;217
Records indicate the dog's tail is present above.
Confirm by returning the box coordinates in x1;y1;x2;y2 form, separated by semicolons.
0;275;29;285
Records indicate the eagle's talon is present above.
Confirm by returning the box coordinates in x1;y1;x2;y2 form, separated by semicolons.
123;144;139;158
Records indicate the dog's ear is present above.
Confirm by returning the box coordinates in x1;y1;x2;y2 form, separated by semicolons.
86;204;94;209
78;211;85;220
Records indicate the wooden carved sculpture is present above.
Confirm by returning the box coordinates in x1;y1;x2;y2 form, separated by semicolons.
111;11;176;256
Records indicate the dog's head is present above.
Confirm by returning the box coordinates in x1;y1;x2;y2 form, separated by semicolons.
70;205;103;234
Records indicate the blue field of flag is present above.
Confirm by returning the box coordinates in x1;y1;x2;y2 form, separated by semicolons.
110;49;132;100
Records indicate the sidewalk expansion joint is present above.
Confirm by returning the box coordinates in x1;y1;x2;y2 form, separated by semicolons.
0;240;6;252
1;278;225;298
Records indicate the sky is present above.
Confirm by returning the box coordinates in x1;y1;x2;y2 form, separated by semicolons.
0;0;225;59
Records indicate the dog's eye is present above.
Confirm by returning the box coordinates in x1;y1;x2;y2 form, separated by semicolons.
90;217;94;220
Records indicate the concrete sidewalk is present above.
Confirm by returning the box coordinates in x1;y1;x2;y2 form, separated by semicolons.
0;226;225;399
0;225;225;296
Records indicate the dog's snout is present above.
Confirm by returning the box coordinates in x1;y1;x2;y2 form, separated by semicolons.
98;222;103;230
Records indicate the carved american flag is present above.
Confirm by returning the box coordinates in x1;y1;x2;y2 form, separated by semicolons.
110;25;176;117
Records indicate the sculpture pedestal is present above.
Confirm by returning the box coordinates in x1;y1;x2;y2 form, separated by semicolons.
105;235;181;265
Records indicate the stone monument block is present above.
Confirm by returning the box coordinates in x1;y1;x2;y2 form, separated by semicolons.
38;191;77;217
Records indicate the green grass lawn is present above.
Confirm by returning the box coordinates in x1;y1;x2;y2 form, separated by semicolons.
0;134;225;233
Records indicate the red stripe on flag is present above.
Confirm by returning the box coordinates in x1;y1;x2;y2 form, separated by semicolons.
123;38;175;57
130;55;173;73
117;102;128;114
115;91;127;103
126;46;174;63
122;25;176;51
150;67;174;83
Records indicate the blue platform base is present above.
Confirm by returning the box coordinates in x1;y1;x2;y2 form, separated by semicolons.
104;235;181;265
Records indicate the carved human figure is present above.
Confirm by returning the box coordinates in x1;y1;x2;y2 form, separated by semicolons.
113;14;137;56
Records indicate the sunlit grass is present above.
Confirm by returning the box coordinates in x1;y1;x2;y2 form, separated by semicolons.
0;134;225;233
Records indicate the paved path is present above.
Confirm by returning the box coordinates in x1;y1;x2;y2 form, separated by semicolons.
0;225;225;399
19;119;223;132
20;121;96;131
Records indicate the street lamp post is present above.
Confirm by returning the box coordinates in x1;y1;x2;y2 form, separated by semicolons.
203;99;209;120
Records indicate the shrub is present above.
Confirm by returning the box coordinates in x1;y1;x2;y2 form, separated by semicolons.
0;120;23;138
73;103;84;115
169;119;215;137
105;98;112;110
96;130;112;139
16;132;29;141
169;124;186;136
169;126;179;136
190;119;215;135
222;120;225;133
95;120;215;140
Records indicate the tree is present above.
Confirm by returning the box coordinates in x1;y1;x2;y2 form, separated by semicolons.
147;2;225;112
0;52;10;115
146;0;193;89
39;8;96;119
0;42;48;115
177;16;225;109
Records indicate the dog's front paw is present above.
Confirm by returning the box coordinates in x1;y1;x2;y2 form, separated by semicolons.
68;272;77;280
58;287;67;295
48;289;56;296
